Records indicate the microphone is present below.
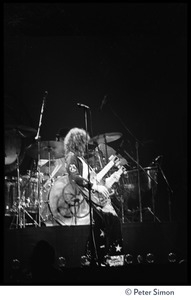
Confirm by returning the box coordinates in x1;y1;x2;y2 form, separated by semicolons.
151;155;163;164
77;103;90;109
100;95;107;111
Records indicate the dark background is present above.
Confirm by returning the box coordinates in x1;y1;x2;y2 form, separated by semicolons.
4;3;187;223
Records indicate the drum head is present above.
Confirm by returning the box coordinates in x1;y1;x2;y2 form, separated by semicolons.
119;166;158;210
48;175;90;226
5;130;25;174
5;130;21;165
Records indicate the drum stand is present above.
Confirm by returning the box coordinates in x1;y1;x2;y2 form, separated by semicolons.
34;91;48;227
10;154;40;229
157;163;173;222
105;101;158;223
144;207;161;222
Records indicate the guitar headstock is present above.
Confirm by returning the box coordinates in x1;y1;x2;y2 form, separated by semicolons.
109;155;128;174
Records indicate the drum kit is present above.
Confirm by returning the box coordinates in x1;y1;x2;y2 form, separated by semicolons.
4;124;68;228
4;125;159;227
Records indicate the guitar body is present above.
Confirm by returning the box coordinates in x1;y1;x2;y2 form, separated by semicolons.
84;164;126;207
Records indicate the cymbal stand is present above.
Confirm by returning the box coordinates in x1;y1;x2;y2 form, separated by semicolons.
106;101;158;222
95;147;104;170
120;195;125;223
103;134;109;165
15;154;23;228
47;146;52;179
119;176;131;223
157;162;173;222
12;155;39;229
34;91;48;227
144;207;161;222
135;141;142;222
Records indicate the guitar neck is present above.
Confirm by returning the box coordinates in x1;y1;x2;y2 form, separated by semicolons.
96;155;118;182
106;165;126;189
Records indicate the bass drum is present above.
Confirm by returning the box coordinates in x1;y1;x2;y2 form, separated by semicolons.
121;166;158;210
48;174;90;226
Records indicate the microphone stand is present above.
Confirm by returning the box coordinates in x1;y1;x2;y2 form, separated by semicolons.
34;91;48;227
106;102;158;222
83;107;98;266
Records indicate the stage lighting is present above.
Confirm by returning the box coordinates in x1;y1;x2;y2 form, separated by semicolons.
80;255;91;267
12;259;20;270
58;256;66;268
124;254;133;264
146;253;155;263
137;254;144;264
168;252;177;263
179;259;186;265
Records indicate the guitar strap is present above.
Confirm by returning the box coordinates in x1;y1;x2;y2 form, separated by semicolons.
78;156;93;180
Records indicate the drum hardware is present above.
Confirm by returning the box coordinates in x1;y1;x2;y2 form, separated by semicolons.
119;195;125;223
145;207;161;222
9;154;40;229
134;207;161;223
5;124;37;137
99;100;151;222
89;132;122;164
97;143;116;167
26;141;65;160
27;140;65;223
120;165;159;222
9;91;49;228
89;132;122;145
4;176;19;216
25;139;66;226
114;175;133;223
120;147;158;221
21;171;44;214
5;124;37;173
153;159;173;222
4;129;25;174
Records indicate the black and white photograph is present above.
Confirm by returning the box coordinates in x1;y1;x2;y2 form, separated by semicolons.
3;3;188;287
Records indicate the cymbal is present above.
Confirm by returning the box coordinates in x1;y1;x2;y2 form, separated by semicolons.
40;157;66;176
97;143;116;158
89;132;122;145
97;143;128;165
26;141;65;159
5;124;37;137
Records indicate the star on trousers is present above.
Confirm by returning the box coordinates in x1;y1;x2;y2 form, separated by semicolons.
100;229;105;237
115;244;122;252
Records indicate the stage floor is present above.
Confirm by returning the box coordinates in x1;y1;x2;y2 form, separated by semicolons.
3;221;188;285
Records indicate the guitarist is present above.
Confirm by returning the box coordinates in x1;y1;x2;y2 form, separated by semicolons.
63;127;124;266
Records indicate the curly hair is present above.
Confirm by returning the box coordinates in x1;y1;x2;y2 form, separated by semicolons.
63;128;90;157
